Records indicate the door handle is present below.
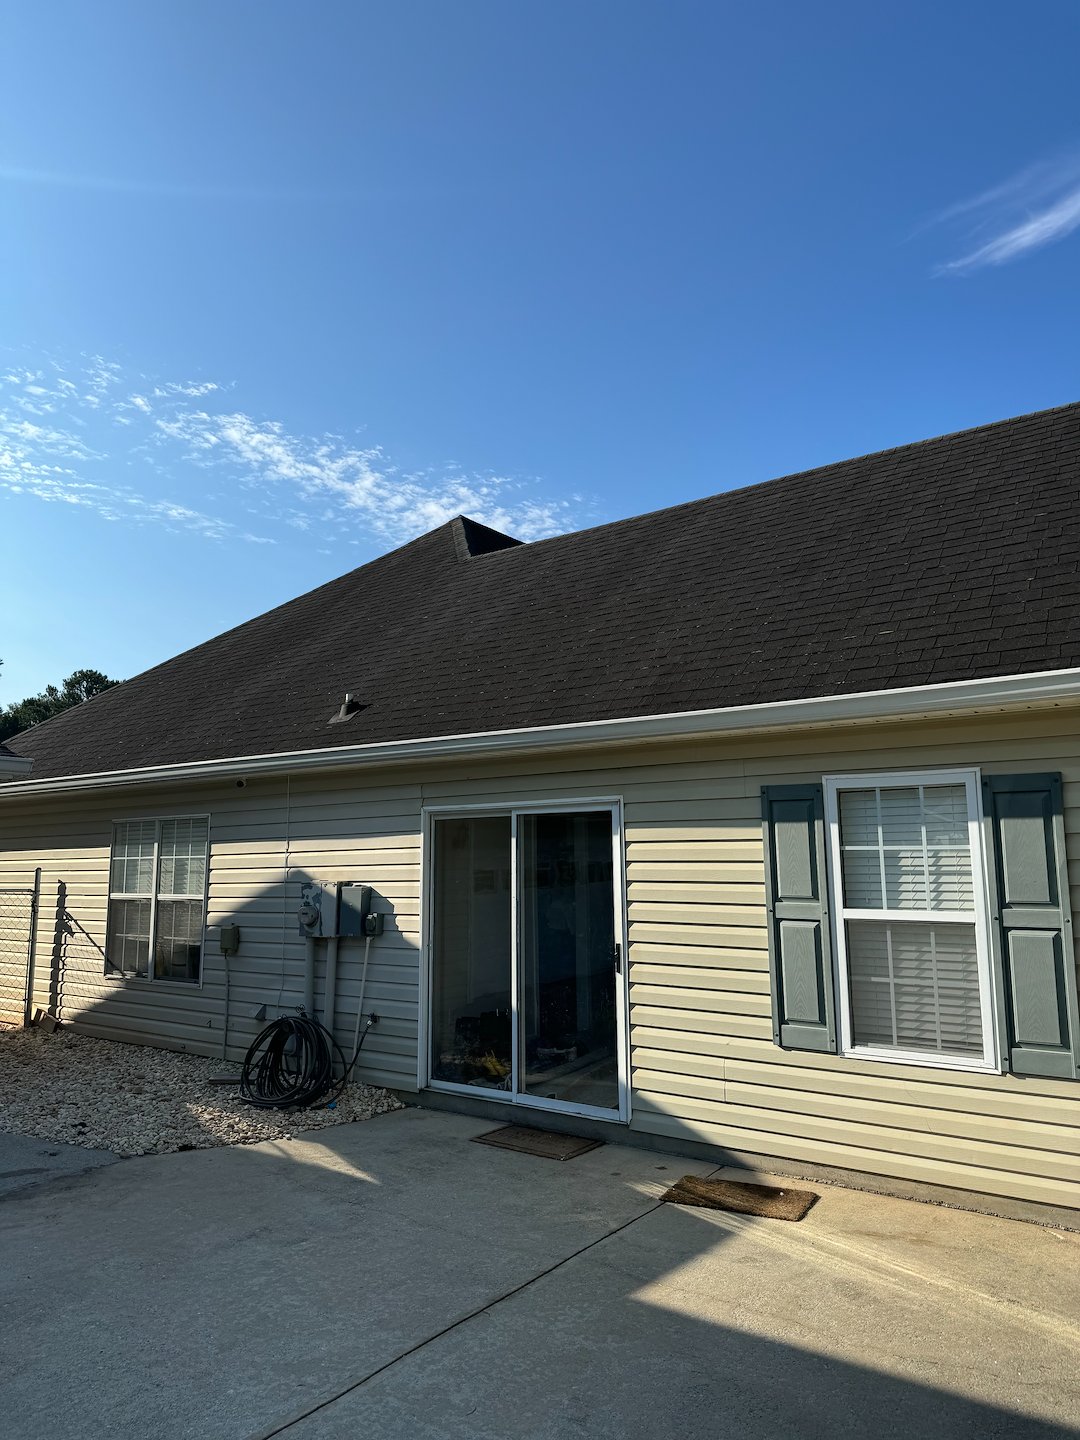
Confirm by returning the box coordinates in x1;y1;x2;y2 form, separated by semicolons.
613;942;622;974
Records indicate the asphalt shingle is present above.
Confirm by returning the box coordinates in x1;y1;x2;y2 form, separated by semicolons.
10;402;1080;782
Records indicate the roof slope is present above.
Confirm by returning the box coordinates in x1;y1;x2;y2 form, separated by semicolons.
11;402;1080;782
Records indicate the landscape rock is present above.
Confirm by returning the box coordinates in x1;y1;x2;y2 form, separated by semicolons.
0;1026;404;1156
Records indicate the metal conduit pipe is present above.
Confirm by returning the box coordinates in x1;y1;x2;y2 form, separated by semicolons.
304;935;318;1018
323;936;339;1042
350;935;374;1068
221;951;231;1061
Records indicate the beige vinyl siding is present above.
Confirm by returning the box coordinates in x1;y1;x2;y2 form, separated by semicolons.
0;777;428;1090
618;713;1080;1211
2;703;1080;1209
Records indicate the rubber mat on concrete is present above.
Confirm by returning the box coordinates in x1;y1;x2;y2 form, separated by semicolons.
471;1125;603;1161
663;1173;818;1221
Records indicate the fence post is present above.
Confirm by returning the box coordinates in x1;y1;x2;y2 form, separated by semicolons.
23;867;41;1028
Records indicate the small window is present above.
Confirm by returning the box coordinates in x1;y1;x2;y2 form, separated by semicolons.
824;772;997;1071
106;817;209;983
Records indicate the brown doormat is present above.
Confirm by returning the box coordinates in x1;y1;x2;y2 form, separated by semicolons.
662;1173;818;1221
471;1125;603;1161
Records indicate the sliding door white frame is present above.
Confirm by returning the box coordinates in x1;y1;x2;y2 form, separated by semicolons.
419;797;630;1123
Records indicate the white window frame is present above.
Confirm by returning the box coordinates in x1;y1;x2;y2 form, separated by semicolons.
823;769;999;1073
105;815;210;987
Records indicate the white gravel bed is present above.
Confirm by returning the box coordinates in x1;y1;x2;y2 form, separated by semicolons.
0;1026;404;1156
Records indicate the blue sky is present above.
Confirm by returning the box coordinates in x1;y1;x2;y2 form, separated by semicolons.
3;2;1080;698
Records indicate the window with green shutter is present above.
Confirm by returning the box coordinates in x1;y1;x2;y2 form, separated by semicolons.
762;769;1080;1080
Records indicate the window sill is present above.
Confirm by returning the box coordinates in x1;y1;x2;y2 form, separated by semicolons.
841;1044;1001;1075
103;970;203;988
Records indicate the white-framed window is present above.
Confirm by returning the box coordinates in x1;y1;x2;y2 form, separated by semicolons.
105;817;209;984
824;770;998;1072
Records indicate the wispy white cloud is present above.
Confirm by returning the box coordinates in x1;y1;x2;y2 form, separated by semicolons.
930;150;1080;275
0;417;100;460
0;353;585;550
85;355;123;393
154;408;575;543
0;361;265;542
0;444;238;539
151;380;221;398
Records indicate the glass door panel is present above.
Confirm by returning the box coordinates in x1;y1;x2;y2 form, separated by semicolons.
518;811;619;1111
430;815;513;1092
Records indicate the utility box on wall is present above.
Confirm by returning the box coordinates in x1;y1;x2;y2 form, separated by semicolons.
297;880;384;938
297;880;341;937
339;882;380;937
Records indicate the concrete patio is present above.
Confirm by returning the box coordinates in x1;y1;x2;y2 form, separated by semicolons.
0;1107;1077;1439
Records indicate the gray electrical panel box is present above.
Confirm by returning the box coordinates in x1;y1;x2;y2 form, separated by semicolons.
340;883;384;937
297;880;341;937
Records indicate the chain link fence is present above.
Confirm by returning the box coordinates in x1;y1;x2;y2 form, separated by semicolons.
0;871;41;1027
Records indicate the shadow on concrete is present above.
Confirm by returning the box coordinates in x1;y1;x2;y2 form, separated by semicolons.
0;1128;117;1197
0;1108;1074;1440
11;841;1077;1438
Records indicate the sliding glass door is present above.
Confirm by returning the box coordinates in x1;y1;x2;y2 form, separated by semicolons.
518;811;619;1110
428;804;626;1119
430;815;514;1091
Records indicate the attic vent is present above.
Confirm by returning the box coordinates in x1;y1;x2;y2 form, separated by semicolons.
329;693;363;725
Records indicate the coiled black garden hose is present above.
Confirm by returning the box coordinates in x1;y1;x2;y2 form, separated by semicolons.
238;1012;349;1110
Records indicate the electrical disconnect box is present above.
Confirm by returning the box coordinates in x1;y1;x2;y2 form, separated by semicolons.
296;880;384;938
297;880;341;937
340;882;385;937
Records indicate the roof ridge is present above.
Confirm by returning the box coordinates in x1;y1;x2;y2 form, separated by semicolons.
499;398;1080;557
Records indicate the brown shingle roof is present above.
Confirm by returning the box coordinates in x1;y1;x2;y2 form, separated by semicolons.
10;401;1080;781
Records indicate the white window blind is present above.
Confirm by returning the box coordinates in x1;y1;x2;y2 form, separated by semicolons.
845;920;984;1056
106;817;209;983
109;820;156;898
838;785;974;912
827;775;995;1070
158;818;208;897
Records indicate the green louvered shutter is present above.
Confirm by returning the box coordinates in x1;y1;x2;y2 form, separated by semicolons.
983;773;1080;1080
761;784;836;1052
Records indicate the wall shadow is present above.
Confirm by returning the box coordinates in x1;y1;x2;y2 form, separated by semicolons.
0;1110;1073;1440
36;866;415;1092
49;878;109;1017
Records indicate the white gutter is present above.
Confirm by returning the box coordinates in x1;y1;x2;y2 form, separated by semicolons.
4;665;1080;800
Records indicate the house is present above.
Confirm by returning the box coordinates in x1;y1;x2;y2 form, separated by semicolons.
2;402;1079;1224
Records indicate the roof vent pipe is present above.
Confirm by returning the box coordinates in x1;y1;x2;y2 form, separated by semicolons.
329;693;363;725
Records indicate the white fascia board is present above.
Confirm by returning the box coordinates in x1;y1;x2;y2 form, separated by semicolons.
4;665;1080;801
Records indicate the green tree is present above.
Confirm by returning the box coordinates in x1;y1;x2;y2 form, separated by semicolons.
0;665;120;742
